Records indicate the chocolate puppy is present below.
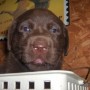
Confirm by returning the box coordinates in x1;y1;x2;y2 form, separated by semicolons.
0;9;69;73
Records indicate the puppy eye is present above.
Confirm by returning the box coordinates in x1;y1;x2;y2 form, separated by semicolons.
19;21;34;32
50;27;57;33
23;26;31;32
50;28;57;33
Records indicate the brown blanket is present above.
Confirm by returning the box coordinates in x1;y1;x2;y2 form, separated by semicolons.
62;0;90;85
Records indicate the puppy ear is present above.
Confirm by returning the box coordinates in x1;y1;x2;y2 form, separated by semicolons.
63;26;69;56
7;21;17;51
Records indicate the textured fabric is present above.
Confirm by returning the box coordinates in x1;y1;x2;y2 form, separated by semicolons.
62;0;90;84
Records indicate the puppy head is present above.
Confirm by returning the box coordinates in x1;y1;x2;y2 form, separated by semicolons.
7;9;69;71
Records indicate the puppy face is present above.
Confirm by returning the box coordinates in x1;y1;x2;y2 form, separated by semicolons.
8;9;69;71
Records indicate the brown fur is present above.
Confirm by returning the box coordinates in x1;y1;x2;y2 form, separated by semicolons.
0;9;69;73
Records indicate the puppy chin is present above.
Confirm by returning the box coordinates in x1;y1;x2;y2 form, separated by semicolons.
26;63;53;71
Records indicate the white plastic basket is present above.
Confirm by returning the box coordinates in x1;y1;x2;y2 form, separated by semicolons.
0;70;89;90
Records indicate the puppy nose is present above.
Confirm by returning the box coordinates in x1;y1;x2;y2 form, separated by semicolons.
34;45;47;53
32;41;48;54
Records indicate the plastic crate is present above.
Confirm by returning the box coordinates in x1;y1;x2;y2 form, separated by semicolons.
0;70;89;90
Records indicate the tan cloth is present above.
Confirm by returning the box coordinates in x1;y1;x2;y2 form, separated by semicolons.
62;0;90;85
